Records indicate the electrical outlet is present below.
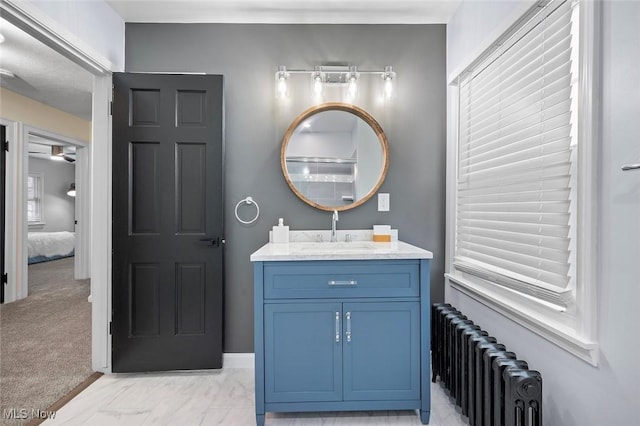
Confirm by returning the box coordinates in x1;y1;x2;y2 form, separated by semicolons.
378;193;390;211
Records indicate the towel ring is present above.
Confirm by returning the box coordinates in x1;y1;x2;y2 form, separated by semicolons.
235;196;260;224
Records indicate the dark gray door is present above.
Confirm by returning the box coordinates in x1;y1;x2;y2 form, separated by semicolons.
112;73;224;372
1;125;6;304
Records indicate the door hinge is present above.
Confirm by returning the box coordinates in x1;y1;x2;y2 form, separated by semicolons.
109;101;113;115
3;141;8;152
2;273;7;284
109;321;112;335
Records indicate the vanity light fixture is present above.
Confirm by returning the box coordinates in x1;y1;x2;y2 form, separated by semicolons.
275;64;396;102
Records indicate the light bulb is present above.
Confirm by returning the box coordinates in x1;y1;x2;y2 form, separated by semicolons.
384;77;393;99
345;66;358;103
313;75;323;100
346;77;357;102
277;77;287;98
275;65;288;99
311;66;324;102
383;66;395;101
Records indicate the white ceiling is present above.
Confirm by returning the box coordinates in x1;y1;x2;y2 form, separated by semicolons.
0;1;459;124
106;0;460;24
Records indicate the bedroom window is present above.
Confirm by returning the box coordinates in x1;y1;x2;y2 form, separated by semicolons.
27;173;43;224
447;0;599;364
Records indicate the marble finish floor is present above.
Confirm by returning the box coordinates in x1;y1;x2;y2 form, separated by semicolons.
45;368;468;425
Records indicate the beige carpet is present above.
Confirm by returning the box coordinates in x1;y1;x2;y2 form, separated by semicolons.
0;257;92;425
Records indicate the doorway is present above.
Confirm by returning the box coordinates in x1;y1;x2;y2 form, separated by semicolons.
0;5;102;415
0;0;113;372
0;125;94;421
22;127;90;298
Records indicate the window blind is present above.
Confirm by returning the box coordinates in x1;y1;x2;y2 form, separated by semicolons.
454;0;578;307
27;174;43;223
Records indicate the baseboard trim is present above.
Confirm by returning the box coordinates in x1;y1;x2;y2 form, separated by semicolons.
223;352;255;369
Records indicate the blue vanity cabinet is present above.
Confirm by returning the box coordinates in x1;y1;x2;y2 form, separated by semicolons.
264;302;343;403
342;301;420;402
253;258;431;426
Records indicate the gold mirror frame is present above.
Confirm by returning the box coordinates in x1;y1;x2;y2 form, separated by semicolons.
281;102;389;212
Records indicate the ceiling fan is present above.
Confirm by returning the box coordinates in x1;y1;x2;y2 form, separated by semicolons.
28;144;76;162
60;152;76;163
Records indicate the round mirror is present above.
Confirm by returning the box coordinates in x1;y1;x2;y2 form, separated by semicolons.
281;103;389;211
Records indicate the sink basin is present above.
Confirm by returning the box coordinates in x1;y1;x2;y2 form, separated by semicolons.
290;241;397;255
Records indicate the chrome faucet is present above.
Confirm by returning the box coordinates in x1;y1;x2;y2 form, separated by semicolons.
331;210;339;242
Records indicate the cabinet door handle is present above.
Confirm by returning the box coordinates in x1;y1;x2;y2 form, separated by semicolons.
335;312;340;342
328;280;357;286
346;311;352;342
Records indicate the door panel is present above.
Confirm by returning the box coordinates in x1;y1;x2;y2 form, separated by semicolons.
343;302;420;401
177;90;207;126
130;141;160;234
264;302;343;403
129;263;160;336
176;142;206;234
176;262;206;335
112;73;224;372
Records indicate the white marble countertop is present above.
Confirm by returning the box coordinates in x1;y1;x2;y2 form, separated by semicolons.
250;240;433;262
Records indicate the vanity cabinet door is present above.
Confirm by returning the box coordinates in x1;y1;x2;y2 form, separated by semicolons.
343;301;420;401
264;302;343;403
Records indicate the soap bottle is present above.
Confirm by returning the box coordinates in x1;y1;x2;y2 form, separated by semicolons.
272;218;290;243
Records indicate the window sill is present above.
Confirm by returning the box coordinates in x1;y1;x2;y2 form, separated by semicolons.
446;273;599;366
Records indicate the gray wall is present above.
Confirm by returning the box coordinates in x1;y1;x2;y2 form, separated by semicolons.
125;24;446;352
28;157;75;232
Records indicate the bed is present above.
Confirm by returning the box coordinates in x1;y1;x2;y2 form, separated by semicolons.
27;231;75;264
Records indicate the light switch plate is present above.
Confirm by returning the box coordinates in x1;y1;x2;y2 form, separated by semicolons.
378;193;390;211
